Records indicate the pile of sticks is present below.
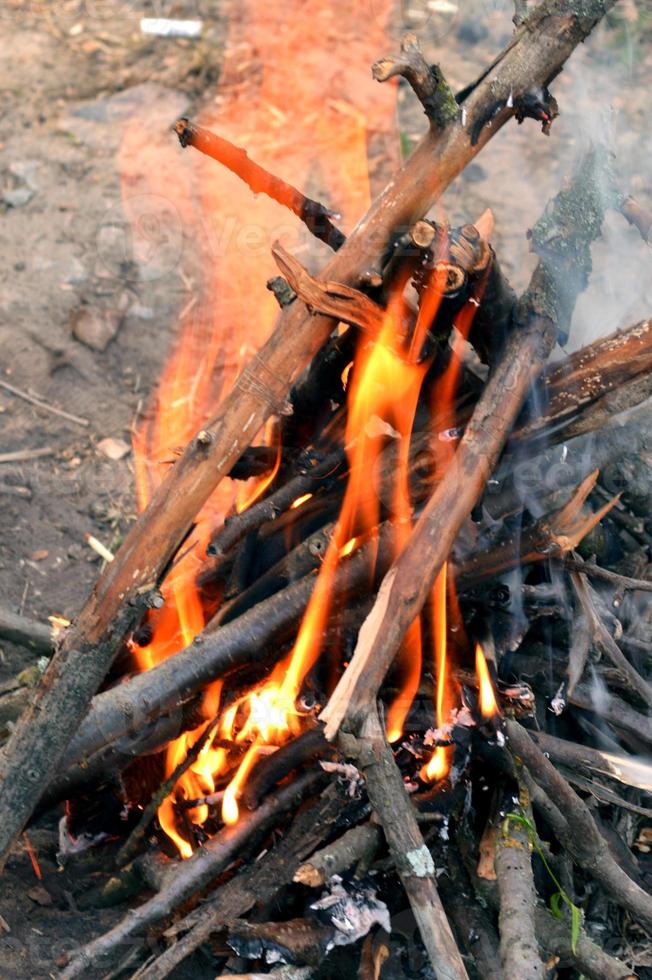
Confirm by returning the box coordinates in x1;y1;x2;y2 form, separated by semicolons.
1;2;651;977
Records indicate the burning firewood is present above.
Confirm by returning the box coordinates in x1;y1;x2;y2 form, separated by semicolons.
4;1;652;978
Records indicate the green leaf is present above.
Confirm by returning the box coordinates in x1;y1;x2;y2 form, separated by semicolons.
549;892;563;919
571;903;582;954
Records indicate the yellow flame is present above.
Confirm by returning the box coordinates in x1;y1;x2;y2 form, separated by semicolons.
475;643;498;719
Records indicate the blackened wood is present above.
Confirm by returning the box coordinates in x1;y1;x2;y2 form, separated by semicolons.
131;781;356;980
321;150;610;740
535;908;636;980
59;772;323;978
0;0;616;869
241;726;333;810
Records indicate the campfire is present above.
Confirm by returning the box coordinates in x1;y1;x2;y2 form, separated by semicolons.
1;1;652;978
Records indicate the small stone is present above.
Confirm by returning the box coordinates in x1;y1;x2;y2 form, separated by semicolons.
3;187;33;208
70;307;122;352
64;257;87;286
96;437;130;461
8;160;39;190
128;303;155;320
29;550;48;561
26;885;52;907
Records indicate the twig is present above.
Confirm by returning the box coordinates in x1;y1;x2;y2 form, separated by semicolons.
174;119;345;252
294;822;382;888
0;481;31;497
0;379;89;428
372;33;460;129
495;785;544;980
571;560;652;707
131;781;350;980
321;150;610;740
0;607;52;654
0;447;54;464
340;706;468;980
505;720;652;932
562;556;652;593
115;713;222;868
59;772;323;978
0;0;616;870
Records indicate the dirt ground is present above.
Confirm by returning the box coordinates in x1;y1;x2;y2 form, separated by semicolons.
0;0;651;976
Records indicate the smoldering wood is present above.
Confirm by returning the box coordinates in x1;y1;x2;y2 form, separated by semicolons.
0;1;617;868
321;149;610;740
46;473;623;804
129;781;358;980
115;713;222;868
340;706;469;980
241;726;333;810
59;771;324;978
57;524;395;776
208;449;344;558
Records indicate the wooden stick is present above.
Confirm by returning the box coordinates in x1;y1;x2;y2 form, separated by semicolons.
0;0;616;870
505;720;652;932
0;379;89;428
321;150;609;740
495;786;545;980
59;772;323;978
293;822;382;888
132;783;352;980
0;447;54;464
340;706;469;980
174;119;345;252
0;607;52;654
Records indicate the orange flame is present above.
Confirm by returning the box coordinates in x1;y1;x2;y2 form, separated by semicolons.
121;0;398;854
475;643;499;719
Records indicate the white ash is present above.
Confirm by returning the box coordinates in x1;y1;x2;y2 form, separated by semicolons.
311;876;390;950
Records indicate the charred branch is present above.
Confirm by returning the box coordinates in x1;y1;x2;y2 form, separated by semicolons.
59;772;324;978
321;150;610;740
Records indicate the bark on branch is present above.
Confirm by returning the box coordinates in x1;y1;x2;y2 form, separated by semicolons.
321;149;610;740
